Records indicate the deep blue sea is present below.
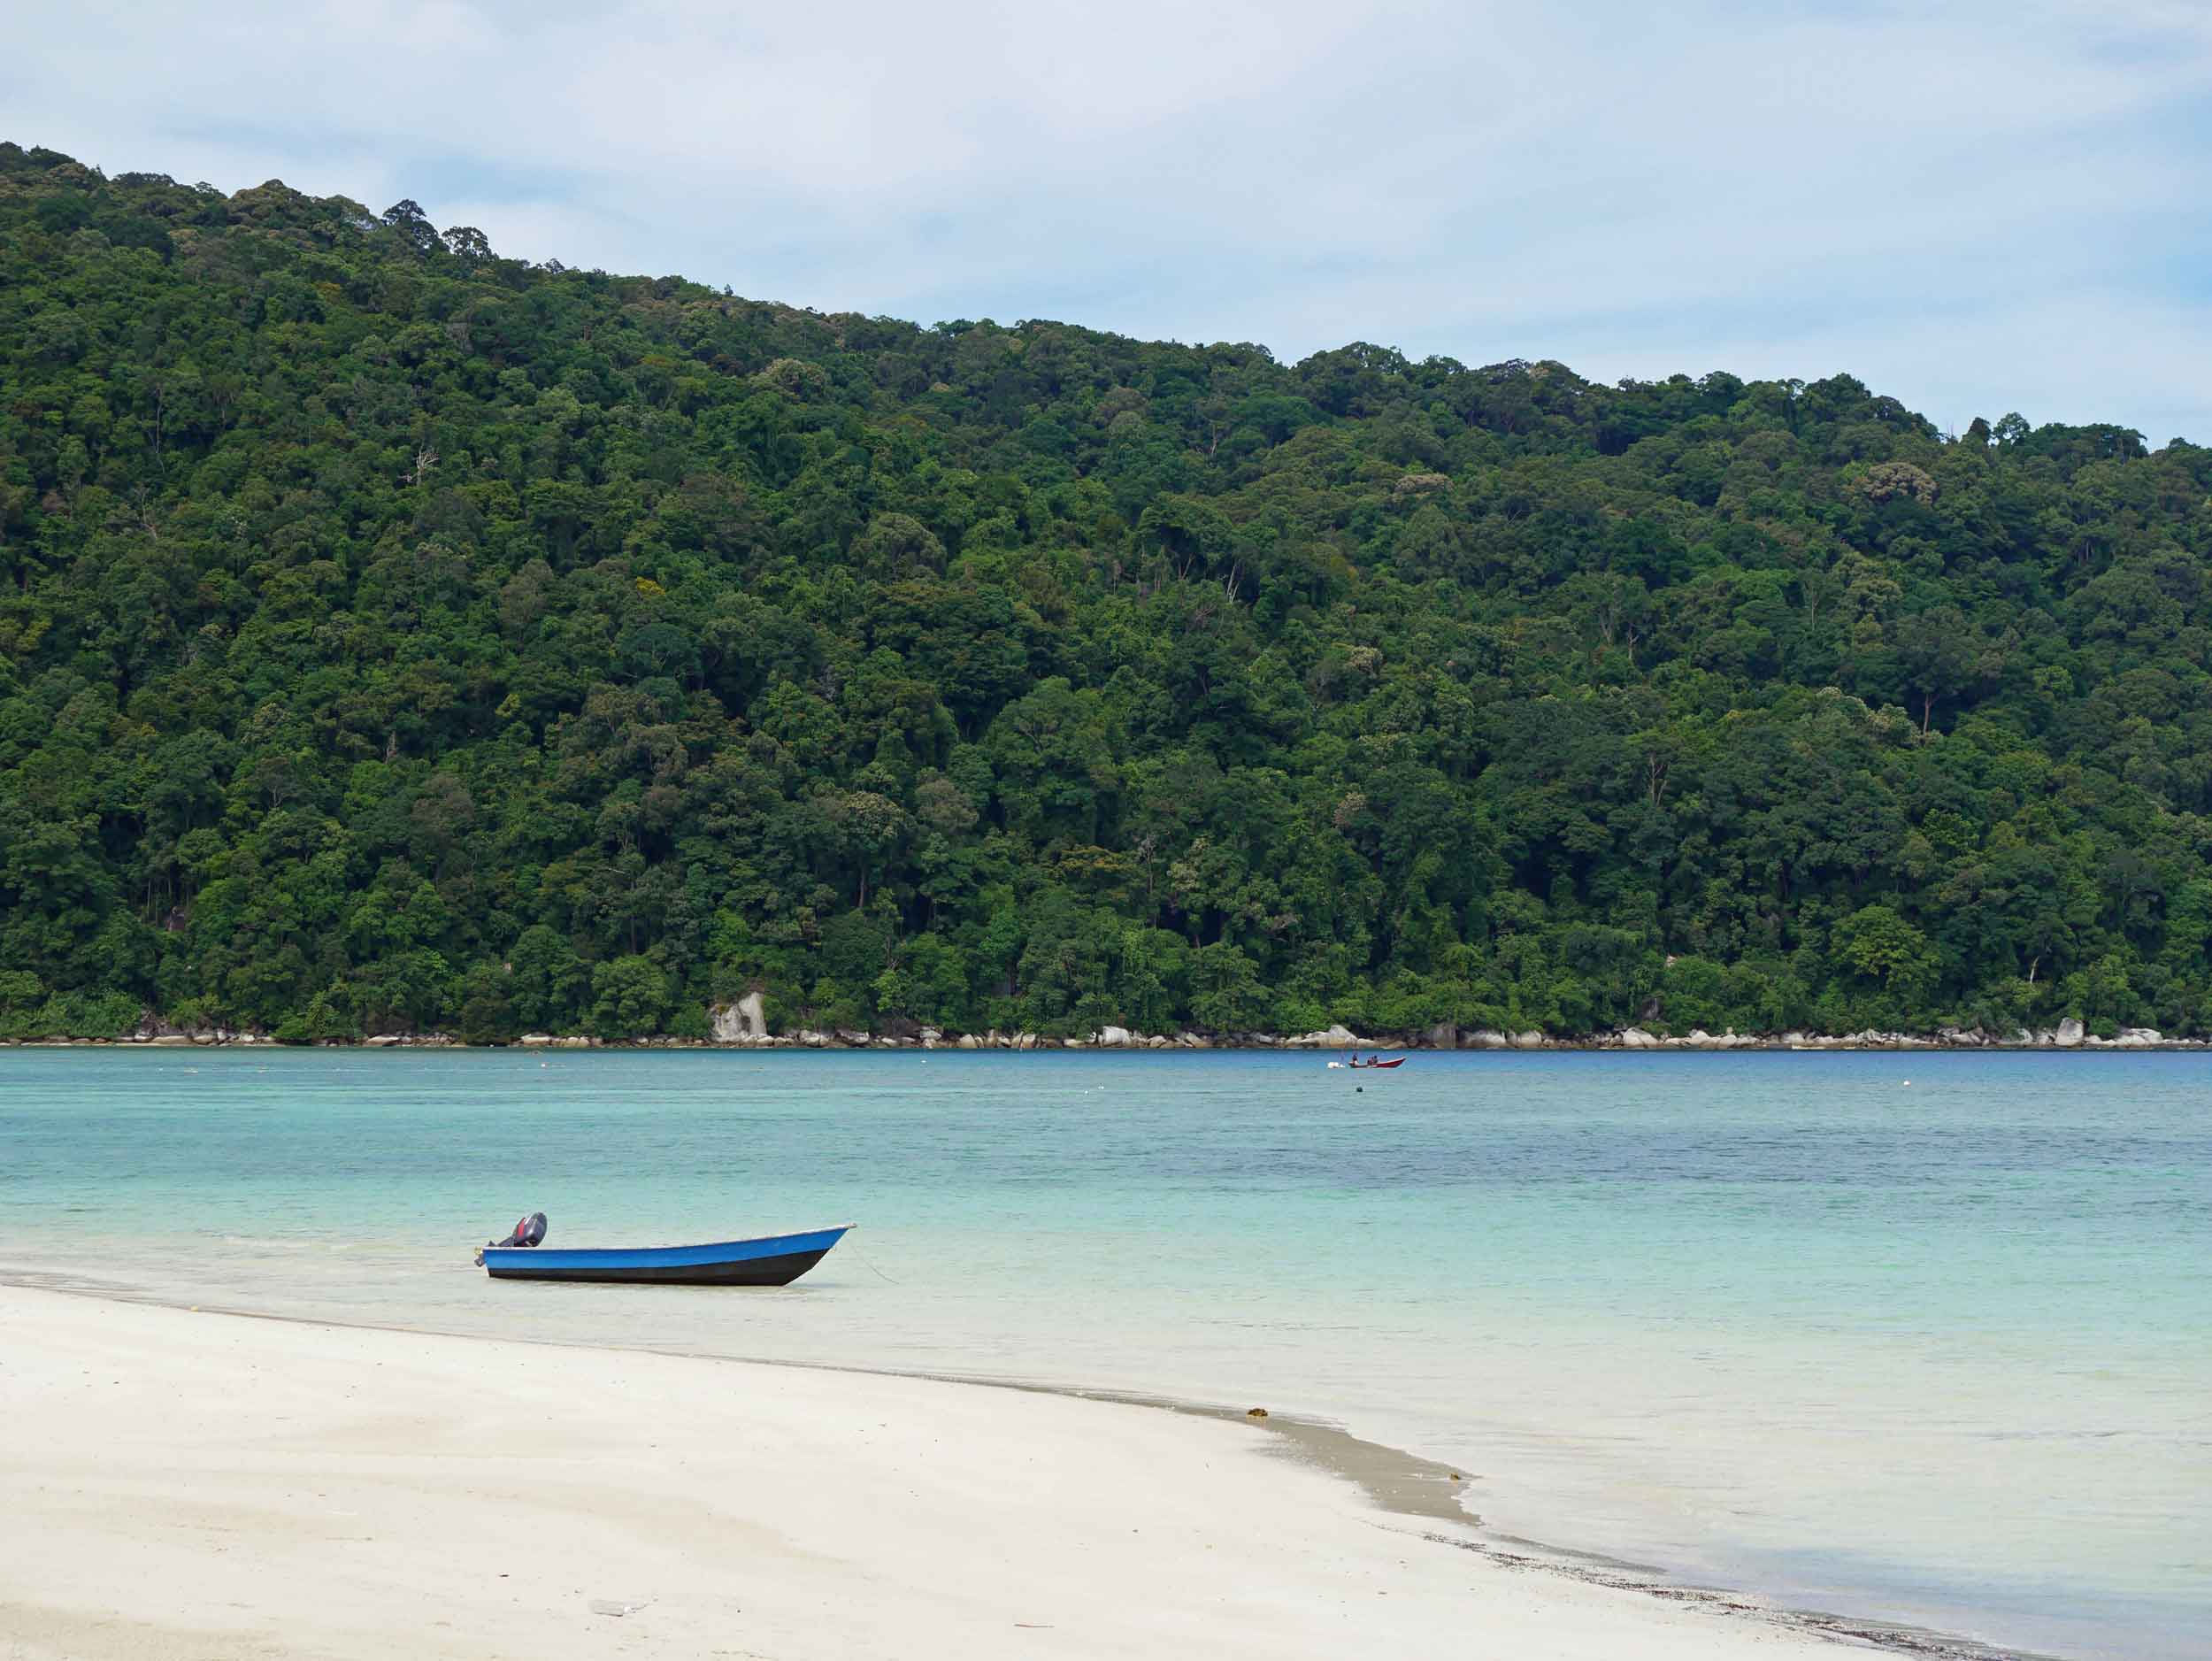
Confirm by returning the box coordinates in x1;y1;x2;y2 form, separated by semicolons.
3;1049;2205;1659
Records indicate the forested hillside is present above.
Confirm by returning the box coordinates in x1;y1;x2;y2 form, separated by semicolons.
4;141;2211;1043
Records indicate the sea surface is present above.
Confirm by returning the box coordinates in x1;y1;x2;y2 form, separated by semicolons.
2;1048;2205;1659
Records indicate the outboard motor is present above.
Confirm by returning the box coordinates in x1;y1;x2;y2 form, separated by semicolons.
488;1211;548;1249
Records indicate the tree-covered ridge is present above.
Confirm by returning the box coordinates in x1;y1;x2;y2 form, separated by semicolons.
4;140;2210;1044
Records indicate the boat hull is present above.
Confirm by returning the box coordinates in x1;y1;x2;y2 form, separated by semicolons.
481;1227;849;1288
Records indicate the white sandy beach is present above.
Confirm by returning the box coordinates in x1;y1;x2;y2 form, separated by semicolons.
0;1285;1858;1661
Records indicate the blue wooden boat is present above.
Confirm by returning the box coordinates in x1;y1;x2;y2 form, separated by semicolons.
480;1225;851;1287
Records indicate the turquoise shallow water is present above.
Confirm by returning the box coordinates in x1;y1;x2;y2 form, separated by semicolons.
2;1049;2206;1659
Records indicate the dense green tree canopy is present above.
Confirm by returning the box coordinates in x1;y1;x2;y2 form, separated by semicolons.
4;142;2211;1042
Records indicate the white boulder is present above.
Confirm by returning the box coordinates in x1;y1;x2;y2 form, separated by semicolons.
710;992;769;1043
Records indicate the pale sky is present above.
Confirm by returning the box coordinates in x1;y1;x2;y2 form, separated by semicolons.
12;2;2212;441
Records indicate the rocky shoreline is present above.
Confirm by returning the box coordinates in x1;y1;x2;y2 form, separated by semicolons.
5;1011;2202;1053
